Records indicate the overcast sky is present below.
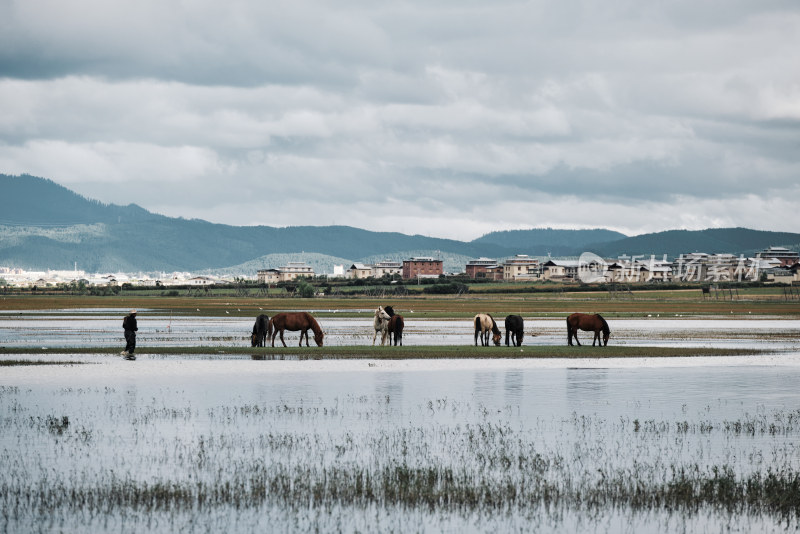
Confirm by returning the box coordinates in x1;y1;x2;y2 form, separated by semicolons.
1;0;798;241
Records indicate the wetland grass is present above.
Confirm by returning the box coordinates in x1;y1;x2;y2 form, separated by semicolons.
0;345;772;359
2;384;799;531
2;290;799;318
0;359;88;366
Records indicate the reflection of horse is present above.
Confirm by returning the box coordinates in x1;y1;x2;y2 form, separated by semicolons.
474;313;502;346
504;315;524;347
388;315;404;346
251;314;270;347
566;313;610;346
372;306;392;346
269;312;324;347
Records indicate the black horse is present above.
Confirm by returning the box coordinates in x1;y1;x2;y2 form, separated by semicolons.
505;315;524;346
388;315;404;346
251;314;270;347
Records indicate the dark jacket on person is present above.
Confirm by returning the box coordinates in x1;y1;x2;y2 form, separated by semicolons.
123;314;138;332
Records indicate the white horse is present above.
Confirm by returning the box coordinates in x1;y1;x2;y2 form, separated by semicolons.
372;306;392;346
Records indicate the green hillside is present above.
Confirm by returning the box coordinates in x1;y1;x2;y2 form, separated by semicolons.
1;174;797;273
588;228;800;259
472;228;627;256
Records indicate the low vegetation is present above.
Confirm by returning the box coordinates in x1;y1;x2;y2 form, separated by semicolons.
0;345;770;359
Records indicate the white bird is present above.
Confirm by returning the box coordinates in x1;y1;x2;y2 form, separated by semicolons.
226;311;229;314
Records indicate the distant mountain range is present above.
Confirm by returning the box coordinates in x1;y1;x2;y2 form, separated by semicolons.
1;174;799;274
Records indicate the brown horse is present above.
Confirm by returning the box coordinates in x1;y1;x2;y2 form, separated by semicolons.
387;315;404;346
474;313;501;346
566;313;610;347
269;312;324;347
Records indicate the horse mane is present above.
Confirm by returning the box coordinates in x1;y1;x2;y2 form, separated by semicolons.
488;314;501;335
305;312;323;336
597;314;610;335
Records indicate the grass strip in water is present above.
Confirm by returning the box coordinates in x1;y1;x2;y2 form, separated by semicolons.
3;464;797;520
0;345;772;359
0;359;89;366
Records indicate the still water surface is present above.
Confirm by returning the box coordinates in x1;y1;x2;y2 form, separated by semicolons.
1;312;799;533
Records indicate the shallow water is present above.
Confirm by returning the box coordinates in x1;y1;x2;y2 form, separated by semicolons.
2;312;799;350
2;311;800;533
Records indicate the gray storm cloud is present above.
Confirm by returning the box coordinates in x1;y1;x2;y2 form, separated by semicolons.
0;0;798;240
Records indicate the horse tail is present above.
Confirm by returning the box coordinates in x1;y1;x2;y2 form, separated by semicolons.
566;316;572;342
475;316;481;332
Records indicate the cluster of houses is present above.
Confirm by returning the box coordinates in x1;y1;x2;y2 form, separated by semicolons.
2;247;798;289
0;267;230;289
256;258;446;284
463;247;800;284
254;246;799;285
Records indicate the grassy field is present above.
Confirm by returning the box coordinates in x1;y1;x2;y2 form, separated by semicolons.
1;287;799;318
0;345;772;360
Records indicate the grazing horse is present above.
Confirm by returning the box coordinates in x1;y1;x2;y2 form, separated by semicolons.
372;306;392;346
269;312;324;347
504;315;524;347
566;313;610;347
387;315;404;346
474;313;502;346
251;314;270;347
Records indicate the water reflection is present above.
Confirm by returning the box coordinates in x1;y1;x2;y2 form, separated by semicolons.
375;372;404;406
566;368;609;409
503;369;524;405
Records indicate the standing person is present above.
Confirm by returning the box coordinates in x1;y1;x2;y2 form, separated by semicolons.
122;309;138;360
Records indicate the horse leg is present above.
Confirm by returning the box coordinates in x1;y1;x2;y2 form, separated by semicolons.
279;329;287;347
574;330;581;346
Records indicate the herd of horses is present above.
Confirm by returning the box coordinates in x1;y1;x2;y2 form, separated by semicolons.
250;310;610;348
